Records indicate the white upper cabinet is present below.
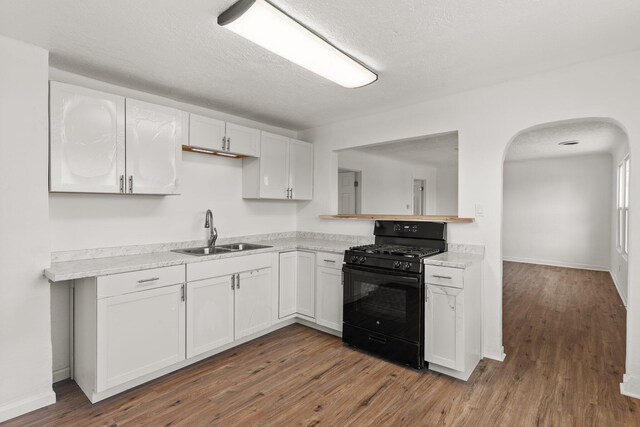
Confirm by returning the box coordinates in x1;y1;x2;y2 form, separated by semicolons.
289;139;314;200
125;99;182;195
188;114;260;157
49;82;183;195
243;132;313;200
49;82;125;193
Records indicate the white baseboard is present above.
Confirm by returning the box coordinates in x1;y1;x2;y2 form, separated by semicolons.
609;271;628;308
0;390;56;423
484;346;506;362
502;256;609;272
52;367;70;383
621;374;640;400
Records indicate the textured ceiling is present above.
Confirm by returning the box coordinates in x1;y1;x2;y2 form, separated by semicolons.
505;119;628;162
349;132;458;167
2;1;640;130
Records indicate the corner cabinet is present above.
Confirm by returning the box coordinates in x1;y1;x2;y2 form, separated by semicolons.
188;113;260;157
243;132;313;200
424;263;481;381
278;251;316;319
49;82;183;195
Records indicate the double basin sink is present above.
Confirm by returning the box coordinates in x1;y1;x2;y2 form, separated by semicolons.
172;243;272;256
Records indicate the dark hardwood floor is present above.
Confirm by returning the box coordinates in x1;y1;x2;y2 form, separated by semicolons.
4;262;639;426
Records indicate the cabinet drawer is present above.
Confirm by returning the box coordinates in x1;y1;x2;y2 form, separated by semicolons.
424;265;464;288
97;265;185;298
316;252;343;269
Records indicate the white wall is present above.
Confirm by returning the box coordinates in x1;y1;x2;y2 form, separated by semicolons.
0;35;55;422
612;143;630;305
337;150;457;215
298;49;640;396
503;154;612;270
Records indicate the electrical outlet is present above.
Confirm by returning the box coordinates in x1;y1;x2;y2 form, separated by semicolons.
475;204;485;218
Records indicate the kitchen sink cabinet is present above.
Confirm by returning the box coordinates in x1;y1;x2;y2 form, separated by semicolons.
424;263;481;381
315;252;343;332
188;113;260;157
243;132;313;200
278;251;316;319
49;82;183;195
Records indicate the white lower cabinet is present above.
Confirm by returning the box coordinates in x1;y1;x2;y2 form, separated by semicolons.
278;251;315;319
186;275;235;358
316;266;343;332
424;263;481;381
235;269;272;339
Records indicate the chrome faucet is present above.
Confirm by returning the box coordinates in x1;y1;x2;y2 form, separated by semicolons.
204;209;218;249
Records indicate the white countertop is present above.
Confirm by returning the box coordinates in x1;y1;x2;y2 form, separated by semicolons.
44;237;352;282
423;251;484;268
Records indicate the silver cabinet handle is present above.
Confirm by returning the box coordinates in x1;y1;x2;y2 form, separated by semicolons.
181;284;185;302
137;277;160;284
290;187;294;199
227;136;231;151
119;175;124;193
323;259;336;263
285;188;290;199
128;176;133;193
221;135;227;151
236;273;240;289
231;275;235;290
432;275;453;280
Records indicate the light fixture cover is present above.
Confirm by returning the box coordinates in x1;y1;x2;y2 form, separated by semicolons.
218;0;377;88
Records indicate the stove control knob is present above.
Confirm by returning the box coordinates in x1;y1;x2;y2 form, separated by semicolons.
403;262;412;270
393;261;401;269
350;255;359;263
359;256;367;264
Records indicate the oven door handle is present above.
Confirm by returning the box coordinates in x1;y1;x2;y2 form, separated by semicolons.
342;265;421;285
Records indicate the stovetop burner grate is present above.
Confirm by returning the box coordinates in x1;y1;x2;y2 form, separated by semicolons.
348;244;441;258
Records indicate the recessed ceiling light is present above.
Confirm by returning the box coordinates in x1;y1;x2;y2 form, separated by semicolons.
558;141;580;146
218;0;377;88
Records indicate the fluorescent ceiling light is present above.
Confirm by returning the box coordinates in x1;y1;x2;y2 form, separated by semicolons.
218;0;377;88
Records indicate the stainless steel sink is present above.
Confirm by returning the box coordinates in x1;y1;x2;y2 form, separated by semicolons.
216;243;272;251
172;246;234;256
172;243;272;256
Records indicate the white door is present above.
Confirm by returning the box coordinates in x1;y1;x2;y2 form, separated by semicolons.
278;251;297;318
125;99;182;194
425;285;464;370
289;139;313;200
186;276;235;358
338;171;357;214
96;284;185;391
296;251;316;318
260;132;290;199
225;122;260;157
316;266;343;331
49;82;125;193
189;114;226;151
235;268;272;339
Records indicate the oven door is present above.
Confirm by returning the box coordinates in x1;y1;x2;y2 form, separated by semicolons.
343;264;423;343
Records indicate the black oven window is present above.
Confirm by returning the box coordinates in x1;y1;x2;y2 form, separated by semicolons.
355;280;407;324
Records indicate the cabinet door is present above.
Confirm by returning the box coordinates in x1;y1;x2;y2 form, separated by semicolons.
278;251;297;318
189;114;226;151
125;99;182;194
425;285;464;370
259;132;290;199
96;284;185;391
186;276;235;358
49;82;125;193
316;267;343;331
288;139;313;200
225;122;260;157
235;268;272;339
296;251;316;318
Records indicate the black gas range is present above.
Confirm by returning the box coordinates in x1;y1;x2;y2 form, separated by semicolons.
342;221;447;369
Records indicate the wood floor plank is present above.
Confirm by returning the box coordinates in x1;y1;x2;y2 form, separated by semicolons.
3;262;639;426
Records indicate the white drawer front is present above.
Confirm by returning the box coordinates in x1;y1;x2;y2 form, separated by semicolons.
316;252;343;269
97;265;185;298
424;265;464;288
187;253;272;282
